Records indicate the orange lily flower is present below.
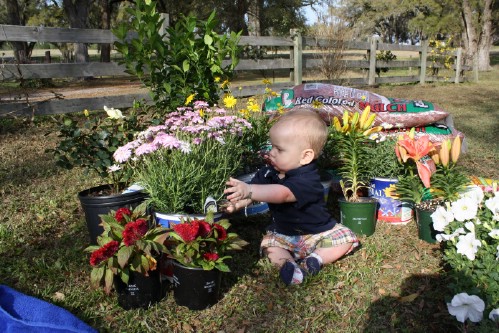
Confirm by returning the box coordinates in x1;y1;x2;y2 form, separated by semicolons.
396;133;436;188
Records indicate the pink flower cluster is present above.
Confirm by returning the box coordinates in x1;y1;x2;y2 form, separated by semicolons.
113;102;251;163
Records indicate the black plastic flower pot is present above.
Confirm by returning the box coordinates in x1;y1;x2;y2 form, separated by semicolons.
172;261;222;310
78;184;148;245
114;269;164;310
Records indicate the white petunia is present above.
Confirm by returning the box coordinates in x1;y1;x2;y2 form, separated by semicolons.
104;105;124;119
489;229;499;239
460;185;484;205
432;206;454;232
485;192;499;221
456;233;481;260
464;221;475;233
447;293;485;323
451;197;479;222
490;308;499;321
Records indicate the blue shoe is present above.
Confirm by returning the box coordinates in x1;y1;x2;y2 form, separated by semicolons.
303;256;321;276
279;261;305;286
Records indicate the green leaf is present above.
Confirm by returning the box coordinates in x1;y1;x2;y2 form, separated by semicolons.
117;246;133;268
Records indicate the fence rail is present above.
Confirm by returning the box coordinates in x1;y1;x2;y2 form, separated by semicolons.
0;22;474;117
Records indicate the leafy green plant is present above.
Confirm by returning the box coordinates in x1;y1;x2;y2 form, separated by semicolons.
330;106;382;202
376;50;397;77
365;137;404;179
47;106;149;192
84;203;168;294
113;0;241;113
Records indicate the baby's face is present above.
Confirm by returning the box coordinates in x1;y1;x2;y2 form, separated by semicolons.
268;124;306;174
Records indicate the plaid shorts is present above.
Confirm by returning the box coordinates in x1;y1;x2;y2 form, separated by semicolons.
260;223;359;260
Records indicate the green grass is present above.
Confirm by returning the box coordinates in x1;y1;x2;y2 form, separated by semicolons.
0;67;498;332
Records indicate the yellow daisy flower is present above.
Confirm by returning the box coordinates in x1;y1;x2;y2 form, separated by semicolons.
312;100;324;109
262;79;271;85
214;76;221;83
185;93;196;105
83;109;89;117
223;94;237;108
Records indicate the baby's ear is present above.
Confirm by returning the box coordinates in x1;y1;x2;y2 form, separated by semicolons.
300;148;315;165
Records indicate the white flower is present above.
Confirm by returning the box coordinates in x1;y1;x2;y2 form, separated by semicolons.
451;197;479;222
464;221;475;233
447;293;485;323
485;193;499;221
107;164;121;172
490;308;499;321
179;141;192;154
368;133;379;140
432;206;454;232
460;185;484;205
488;229;499;239
380;122;393;129
104;106;124;119
456;232;481;260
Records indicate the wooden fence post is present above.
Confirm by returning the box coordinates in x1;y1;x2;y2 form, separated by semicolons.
419;40;428;85
368;36;378;86
290;29;302;86
454;47;462;84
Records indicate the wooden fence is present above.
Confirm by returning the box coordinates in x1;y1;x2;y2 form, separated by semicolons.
0;21;474;117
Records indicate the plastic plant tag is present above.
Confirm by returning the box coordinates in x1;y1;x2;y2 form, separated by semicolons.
204;196;218;214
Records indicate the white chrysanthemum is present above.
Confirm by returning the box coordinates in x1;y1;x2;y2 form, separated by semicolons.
107;164;121;172
104;105;124;119
447;293;485;323
489;308;499;321
456;232;481;260
179;141;192;154
432;206;454;232
451;197;479;222
460;185;484;205
485;193;499;221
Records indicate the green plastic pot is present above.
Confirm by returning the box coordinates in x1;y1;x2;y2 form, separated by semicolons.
415;207;438;243
338;197;378;236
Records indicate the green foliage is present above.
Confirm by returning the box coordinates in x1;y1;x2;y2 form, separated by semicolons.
376;50;397;76
431;163;470;202
113;1;241;113
365;137;404;179
47;106;150;190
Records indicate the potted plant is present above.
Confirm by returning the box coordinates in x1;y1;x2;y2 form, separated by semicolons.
330;106;383;236
164;213;248;310
435;185;499;331
113;101;252;224
392;130;470;242
48;106;152;244
364;136;411;224
84;203;168;309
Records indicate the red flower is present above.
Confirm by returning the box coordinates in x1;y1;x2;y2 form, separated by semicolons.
115;207;132;223
203;252;219;261
123;219;149;246
89;240;119;266
172;222;199;242
213;223;227;241
197;220;211;238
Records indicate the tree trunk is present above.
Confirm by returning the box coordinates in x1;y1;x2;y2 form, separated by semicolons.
247;0;261;36
5;0;33;63
63;0;90;64
99;0;112;62
461;0;493;71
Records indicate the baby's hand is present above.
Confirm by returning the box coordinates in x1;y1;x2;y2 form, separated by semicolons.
224;177;251;203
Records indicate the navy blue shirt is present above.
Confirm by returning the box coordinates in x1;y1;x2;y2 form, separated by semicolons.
251;161;336;235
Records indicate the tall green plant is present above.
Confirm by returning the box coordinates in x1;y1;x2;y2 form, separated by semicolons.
113;1;241;113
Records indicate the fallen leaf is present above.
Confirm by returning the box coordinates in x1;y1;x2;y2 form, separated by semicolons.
381;264;393;269
378;288;386;295
398;293;419;303
53;292;65;301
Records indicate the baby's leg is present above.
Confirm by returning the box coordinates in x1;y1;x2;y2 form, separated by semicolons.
264;246;294;267
314;242;355;265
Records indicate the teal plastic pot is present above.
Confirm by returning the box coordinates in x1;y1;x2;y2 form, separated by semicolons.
338;197;378;236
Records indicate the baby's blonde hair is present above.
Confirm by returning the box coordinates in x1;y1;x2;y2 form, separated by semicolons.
273;109;328;156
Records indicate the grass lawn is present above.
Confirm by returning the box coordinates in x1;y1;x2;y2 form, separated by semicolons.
0;66;497;332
